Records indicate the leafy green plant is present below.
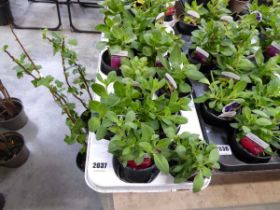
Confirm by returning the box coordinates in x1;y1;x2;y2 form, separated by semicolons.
3;30;94;153
137;26;183;61
182;1;208;25
89;70;190;140
96;0;177;56
107;115;170;173
231;106;280;150
191;16;259;66
206;0;231;20
167;132;219;192
250;49;280;84
157;46;208;96
194;79;248;113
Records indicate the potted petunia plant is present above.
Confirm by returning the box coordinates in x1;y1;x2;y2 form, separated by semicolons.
165;132;220;192
194;78;248;127
230;106;279;163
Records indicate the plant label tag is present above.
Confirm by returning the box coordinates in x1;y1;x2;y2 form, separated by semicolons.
220;15;233;23
165;73;177;91
246;133;269;149
251;11;262;22
274;73;280;80
218;111;236;119
271;41;280;51
217;145;232;155
222;101;241;113
221;71;240;81
186;10;200;19
111;51;128;57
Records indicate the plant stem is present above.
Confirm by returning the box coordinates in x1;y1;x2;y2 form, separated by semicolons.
77;65;93;100
10;27;41;75
61;39;88;110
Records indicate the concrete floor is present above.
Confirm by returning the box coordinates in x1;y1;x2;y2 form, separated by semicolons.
0;0;104;210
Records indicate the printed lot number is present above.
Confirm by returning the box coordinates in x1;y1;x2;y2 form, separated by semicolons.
93;162;107;169
217;145;232;155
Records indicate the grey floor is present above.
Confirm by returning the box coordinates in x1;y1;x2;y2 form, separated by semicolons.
0;0;104;210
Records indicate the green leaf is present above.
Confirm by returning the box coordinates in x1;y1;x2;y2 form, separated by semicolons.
106;111;118;123
202;167;212;178
252;109;269;118
255;49;264;66
141;123;154;141
193;172;204;193
2;45;8;51
68;39;78;46
139;142;153;153
154;153;169;174
194;95;208;103
175;144;186;158
96;126;107;140
255;118;272;126
88;117;100;132
143;46;152;56
125;111;136;123
186;69;205;81
92;83;108;98
209;148;219;163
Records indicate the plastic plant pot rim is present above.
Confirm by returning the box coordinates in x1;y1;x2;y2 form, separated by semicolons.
0;132;25;164
201;102;234;123
100;49;122;76
230;130;271;161
0;98;23;123
115;157;156;172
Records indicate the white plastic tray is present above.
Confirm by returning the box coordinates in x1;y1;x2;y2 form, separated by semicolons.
85;51;211;193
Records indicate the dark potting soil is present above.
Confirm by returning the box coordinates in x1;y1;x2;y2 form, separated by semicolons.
0;135;23;162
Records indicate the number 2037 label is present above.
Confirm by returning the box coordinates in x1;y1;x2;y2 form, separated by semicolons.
92;162;108;171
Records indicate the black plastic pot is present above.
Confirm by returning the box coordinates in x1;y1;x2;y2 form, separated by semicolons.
100;50;122;76
175;21;198;36
229;0;249;14
200;103;234;128
186;0;209;6
0;0;12;26
113;156;159;183
81;109;91;133
257;0;272;5
229;131;271;163
0;132;29;168
0;98;28;130
188;50;216;77
76;151;86;172
156;79;192;99
0;193;5;210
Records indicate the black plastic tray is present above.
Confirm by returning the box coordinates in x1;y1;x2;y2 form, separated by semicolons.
172;11;280;171
192;82;280;172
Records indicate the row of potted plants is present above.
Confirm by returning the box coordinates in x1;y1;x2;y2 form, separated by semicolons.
89;0;220;192
178;0;280;163
0;79;29;168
